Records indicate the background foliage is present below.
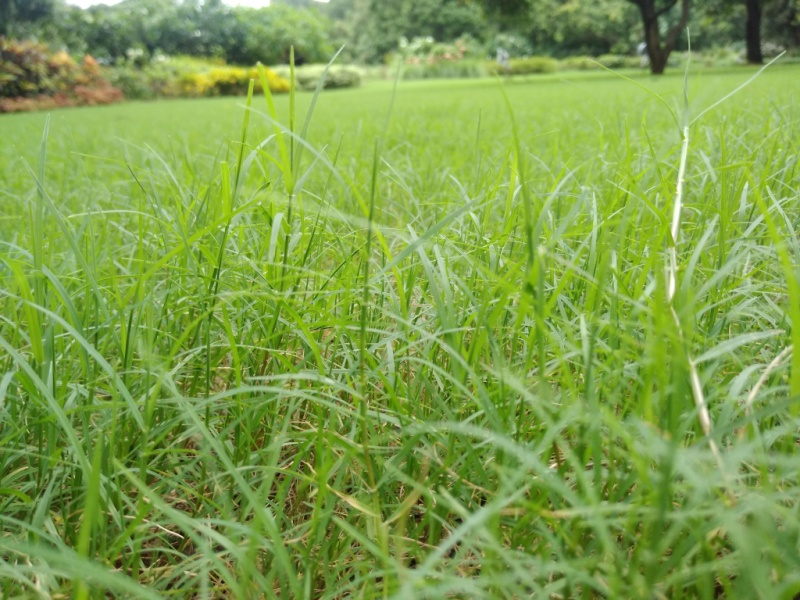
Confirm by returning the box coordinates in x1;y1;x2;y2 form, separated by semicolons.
0;0;797;68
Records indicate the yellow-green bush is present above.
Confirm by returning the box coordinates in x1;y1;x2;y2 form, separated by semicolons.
251;67;291;95
198;67;289;96
178;72;214;97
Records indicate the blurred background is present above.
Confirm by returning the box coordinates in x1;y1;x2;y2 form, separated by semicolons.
1;0;798;112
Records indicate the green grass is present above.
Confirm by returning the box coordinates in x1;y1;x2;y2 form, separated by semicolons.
1;64;799;598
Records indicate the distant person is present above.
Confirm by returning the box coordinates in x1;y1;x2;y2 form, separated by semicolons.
637;42;649;67
496;47;510;71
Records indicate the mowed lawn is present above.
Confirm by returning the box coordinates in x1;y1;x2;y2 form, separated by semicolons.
1;65;799;598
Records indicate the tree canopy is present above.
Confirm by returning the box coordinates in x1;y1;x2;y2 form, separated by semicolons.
0;0;55;36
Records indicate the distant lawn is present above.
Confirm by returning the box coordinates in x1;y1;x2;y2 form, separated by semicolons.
3;62;798;164
1;64;799;598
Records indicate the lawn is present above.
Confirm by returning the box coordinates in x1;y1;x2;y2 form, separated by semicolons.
1;64;799;598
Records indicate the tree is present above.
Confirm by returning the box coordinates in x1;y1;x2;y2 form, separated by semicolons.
698;0;793;66
744;0;763;63
227;4;334;65
526;0;639;56
625;0;690;74
329;0;486;63
319;0;372;62
364;0;486;61
764;0;799;49
0;0;55;37
479;0;639;58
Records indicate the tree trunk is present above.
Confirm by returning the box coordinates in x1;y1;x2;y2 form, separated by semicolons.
643;15;667;74
744;0;763;64
629;0;691;75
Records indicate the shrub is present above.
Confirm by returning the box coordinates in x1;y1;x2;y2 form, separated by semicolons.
208;67;248;95
398;35;483;64
559;55;600;71
133;56;218;98
108;58;289;100
72;83;124;106
178;65;289;98
0;37;123;113
107;65;156;100
394;35;487;81
274;64;362;91
1;38;62;98
308;65;361;90
559;55;642;71
255;66;291;94
401;59;486;80
177;71;215;97
487;56;558;76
